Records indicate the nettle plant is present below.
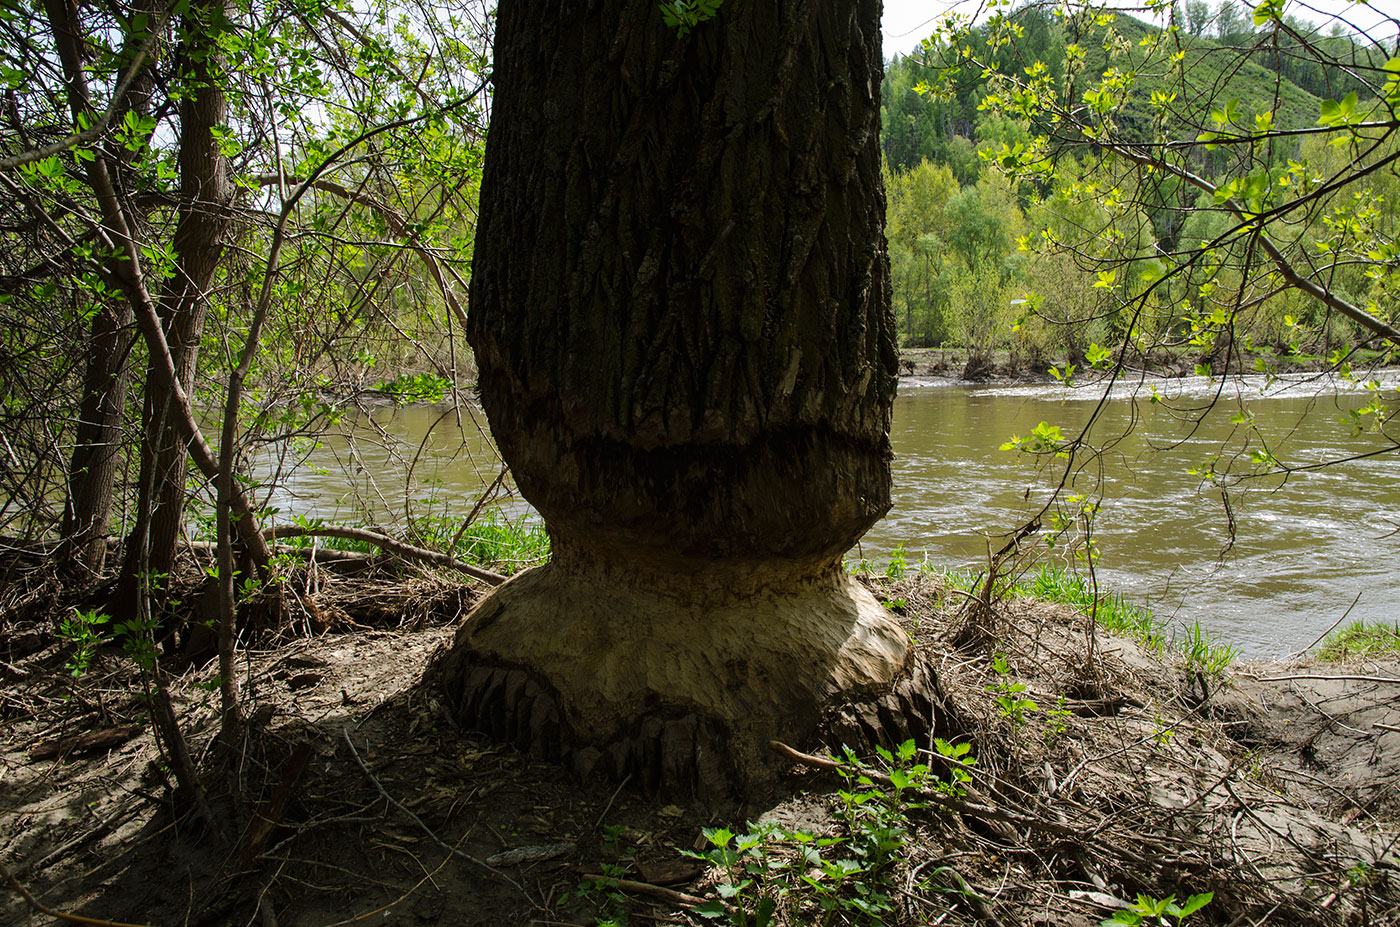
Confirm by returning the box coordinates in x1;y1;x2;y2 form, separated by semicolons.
682;739;971;927
1103;891;1214;927
658;0;723;37
986;654;1039;726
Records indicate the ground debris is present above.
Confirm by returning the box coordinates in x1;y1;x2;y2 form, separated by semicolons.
0;567;1397;926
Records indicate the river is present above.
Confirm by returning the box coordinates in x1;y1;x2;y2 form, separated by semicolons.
258;373;1400;658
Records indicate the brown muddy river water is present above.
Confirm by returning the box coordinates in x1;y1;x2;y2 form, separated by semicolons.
259;374;1400;658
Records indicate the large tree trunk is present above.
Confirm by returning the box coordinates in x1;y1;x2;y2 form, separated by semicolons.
60;300;134;576
56;0;160;577
436;0;927;797
116;0;232;613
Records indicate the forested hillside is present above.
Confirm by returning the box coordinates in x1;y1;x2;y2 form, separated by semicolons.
880;1;1398;377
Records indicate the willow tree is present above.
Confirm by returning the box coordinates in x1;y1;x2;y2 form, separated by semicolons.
437;0;934;795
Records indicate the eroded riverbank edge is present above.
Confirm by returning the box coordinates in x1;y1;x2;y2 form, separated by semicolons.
2;565;1397;927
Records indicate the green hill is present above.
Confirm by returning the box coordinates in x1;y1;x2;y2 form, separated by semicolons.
882;8;1386;170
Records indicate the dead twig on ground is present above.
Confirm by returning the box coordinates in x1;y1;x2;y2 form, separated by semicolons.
269;526;506;586
579;874;704;908
1;857;153;927
339;726;534;905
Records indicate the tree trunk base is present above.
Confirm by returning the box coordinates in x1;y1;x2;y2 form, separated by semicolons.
431;561;941;798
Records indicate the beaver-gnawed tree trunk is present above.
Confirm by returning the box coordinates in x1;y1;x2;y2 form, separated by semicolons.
436;0;930;797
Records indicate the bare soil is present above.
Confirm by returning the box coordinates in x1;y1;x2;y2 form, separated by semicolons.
2;565;1398;926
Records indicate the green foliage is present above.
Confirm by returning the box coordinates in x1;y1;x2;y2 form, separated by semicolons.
57;609;111;678
1102;891;1213;926
930;737;975;799
419;511;550;573
685;823;788;926
1043;694;1072;745
986;654;1039;726
886;0;1399;389
1318;621;1400;661
1176;618;1237;680
1001;420;1067;457
1024;565;1165;651
312;510;549;575
568;861;633;926
375;371;453;404
110;608;163;674
884;545;908;580
683;740;974;927
659;0;723;36
0;0;491;556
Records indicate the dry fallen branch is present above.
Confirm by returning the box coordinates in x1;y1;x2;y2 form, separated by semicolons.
579;873;705;907
1;857;153;927
1258;673;1400;685
29;724;142;760
269;526;506;585
340;726;532;903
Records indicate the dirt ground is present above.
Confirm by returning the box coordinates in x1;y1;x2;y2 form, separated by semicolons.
2;565;1398;927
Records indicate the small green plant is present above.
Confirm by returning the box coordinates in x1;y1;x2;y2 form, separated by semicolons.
659;0;723;36
684;823;787;927
885;545;908;580
110;608;162;674
568;860;633;926
1150;711;1176;747
600;823;630;858
1101;891;1213;926
1043;694;1072;746
930;737;976;799
57;608;111;678
1177;618;1237;679
986;654;1038;726
685;740;942;926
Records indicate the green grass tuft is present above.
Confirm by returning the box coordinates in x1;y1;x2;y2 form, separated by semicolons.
411;510;550;574
1019;565;1168;652
853;554;1239;675
1318;620;1400;661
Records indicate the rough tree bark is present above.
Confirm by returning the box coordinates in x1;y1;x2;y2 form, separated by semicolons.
436;0;933;797
54;0;160;576
60;299;134;576
116;0;233;612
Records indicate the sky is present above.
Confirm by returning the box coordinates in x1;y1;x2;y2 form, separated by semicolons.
880;0;1399;58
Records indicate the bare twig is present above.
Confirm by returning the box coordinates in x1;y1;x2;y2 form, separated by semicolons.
580;873;704;907
1258;673;1400;685
340;727;532;903
1288;590;1365;659
270;526;506;585
1;856;153;927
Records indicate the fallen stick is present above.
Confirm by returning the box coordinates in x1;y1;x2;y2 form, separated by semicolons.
340;727;532;903
580;873;705;907
269;526;507;586
236;742;315;869
1;857;152;927
1258;673;1400;685
29;725;142;761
